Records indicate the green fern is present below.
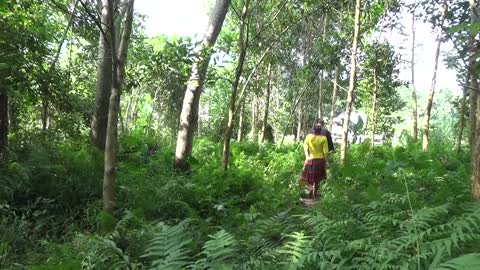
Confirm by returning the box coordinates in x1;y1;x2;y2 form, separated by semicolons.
191;229;238;270
277;231;312;270
435;253;480;270
141;220;193;270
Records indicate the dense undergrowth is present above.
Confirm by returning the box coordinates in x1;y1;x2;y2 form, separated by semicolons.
1;136;480;269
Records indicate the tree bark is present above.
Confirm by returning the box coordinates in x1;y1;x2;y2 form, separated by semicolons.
329;66;339;130
472;75;480;200
370;70;378;147
340;0;361;163
222;0;249;171
469;0;480;201
456;76;469;153
237;100;244;141
318;71;324;119
103;0;134;214
41;97;49;131
174;0;230;172
422;0;447;152
469;0;478;158
318;15;327;120
0;91;8;165
470;75;478;156
411;5;418;142
262;62;272;143
249;93;258;141
8;98;17;133
91;0;113;151
296;107;303;142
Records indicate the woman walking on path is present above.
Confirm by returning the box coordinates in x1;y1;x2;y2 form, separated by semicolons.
300;119;329;199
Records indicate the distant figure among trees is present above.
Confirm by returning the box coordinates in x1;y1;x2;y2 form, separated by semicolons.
299;119;330;199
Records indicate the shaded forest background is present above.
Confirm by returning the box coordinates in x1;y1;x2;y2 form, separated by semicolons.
2;0;480;269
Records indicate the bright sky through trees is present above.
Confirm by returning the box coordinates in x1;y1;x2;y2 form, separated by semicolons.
136;0;459;96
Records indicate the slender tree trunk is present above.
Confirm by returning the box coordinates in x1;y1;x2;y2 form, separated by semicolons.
318;71;324;119
318;15;328;120
175;0;230;172
470;76;478;156
237;101;244;141
370;70;378;147
103;0;134;214
340;0;361;163
411;4;418;142
41;97;49;131
456;76;469;153
91;0;113;151
0;91;8;165
8;98;17;133
249;93;258;141
422;0;447;152
296;106;303;142
329;66;339;130
262;62;272;143
222;0;249;171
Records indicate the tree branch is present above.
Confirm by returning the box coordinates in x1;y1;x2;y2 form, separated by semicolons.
248;0;291;46
78;0;109;39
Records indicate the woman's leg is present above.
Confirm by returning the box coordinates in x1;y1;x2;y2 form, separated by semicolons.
313;180;320;199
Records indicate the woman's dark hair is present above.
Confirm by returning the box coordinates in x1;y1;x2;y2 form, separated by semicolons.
312;118;323;133
313;125;322;133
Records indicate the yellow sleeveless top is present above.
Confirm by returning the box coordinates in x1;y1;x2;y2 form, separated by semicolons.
304;134;328;159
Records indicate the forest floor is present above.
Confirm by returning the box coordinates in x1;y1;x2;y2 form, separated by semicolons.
1;137;479;269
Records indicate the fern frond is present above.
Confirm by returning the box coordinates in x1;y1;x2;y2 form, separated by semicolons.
142;220;193;270
435;253;480;270
277;231;312;270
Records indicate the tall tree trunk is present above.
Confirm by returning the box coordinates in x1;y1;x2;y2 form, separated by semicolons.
318;15;328;120
472;75;480;200
318;71;324;119
222;0;249;171
456;76;469;153
329;66;339;130
41;97;49;131
469;0;478;157
103;0;134;214
470;75;478;156
175;0;230;172
91;0;113;151
296;106;303;142
249;93;258;141
262;62;272;143
8;98;17;133
422;0;447;152
411;4;418;142
370;70;378;147
0;91;8;165
340;0;361;163
237;101;244;141
469;0;480;201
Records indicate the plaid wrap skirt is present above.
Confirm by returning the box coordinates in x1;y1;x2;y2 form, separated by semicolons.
299;158;326;185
